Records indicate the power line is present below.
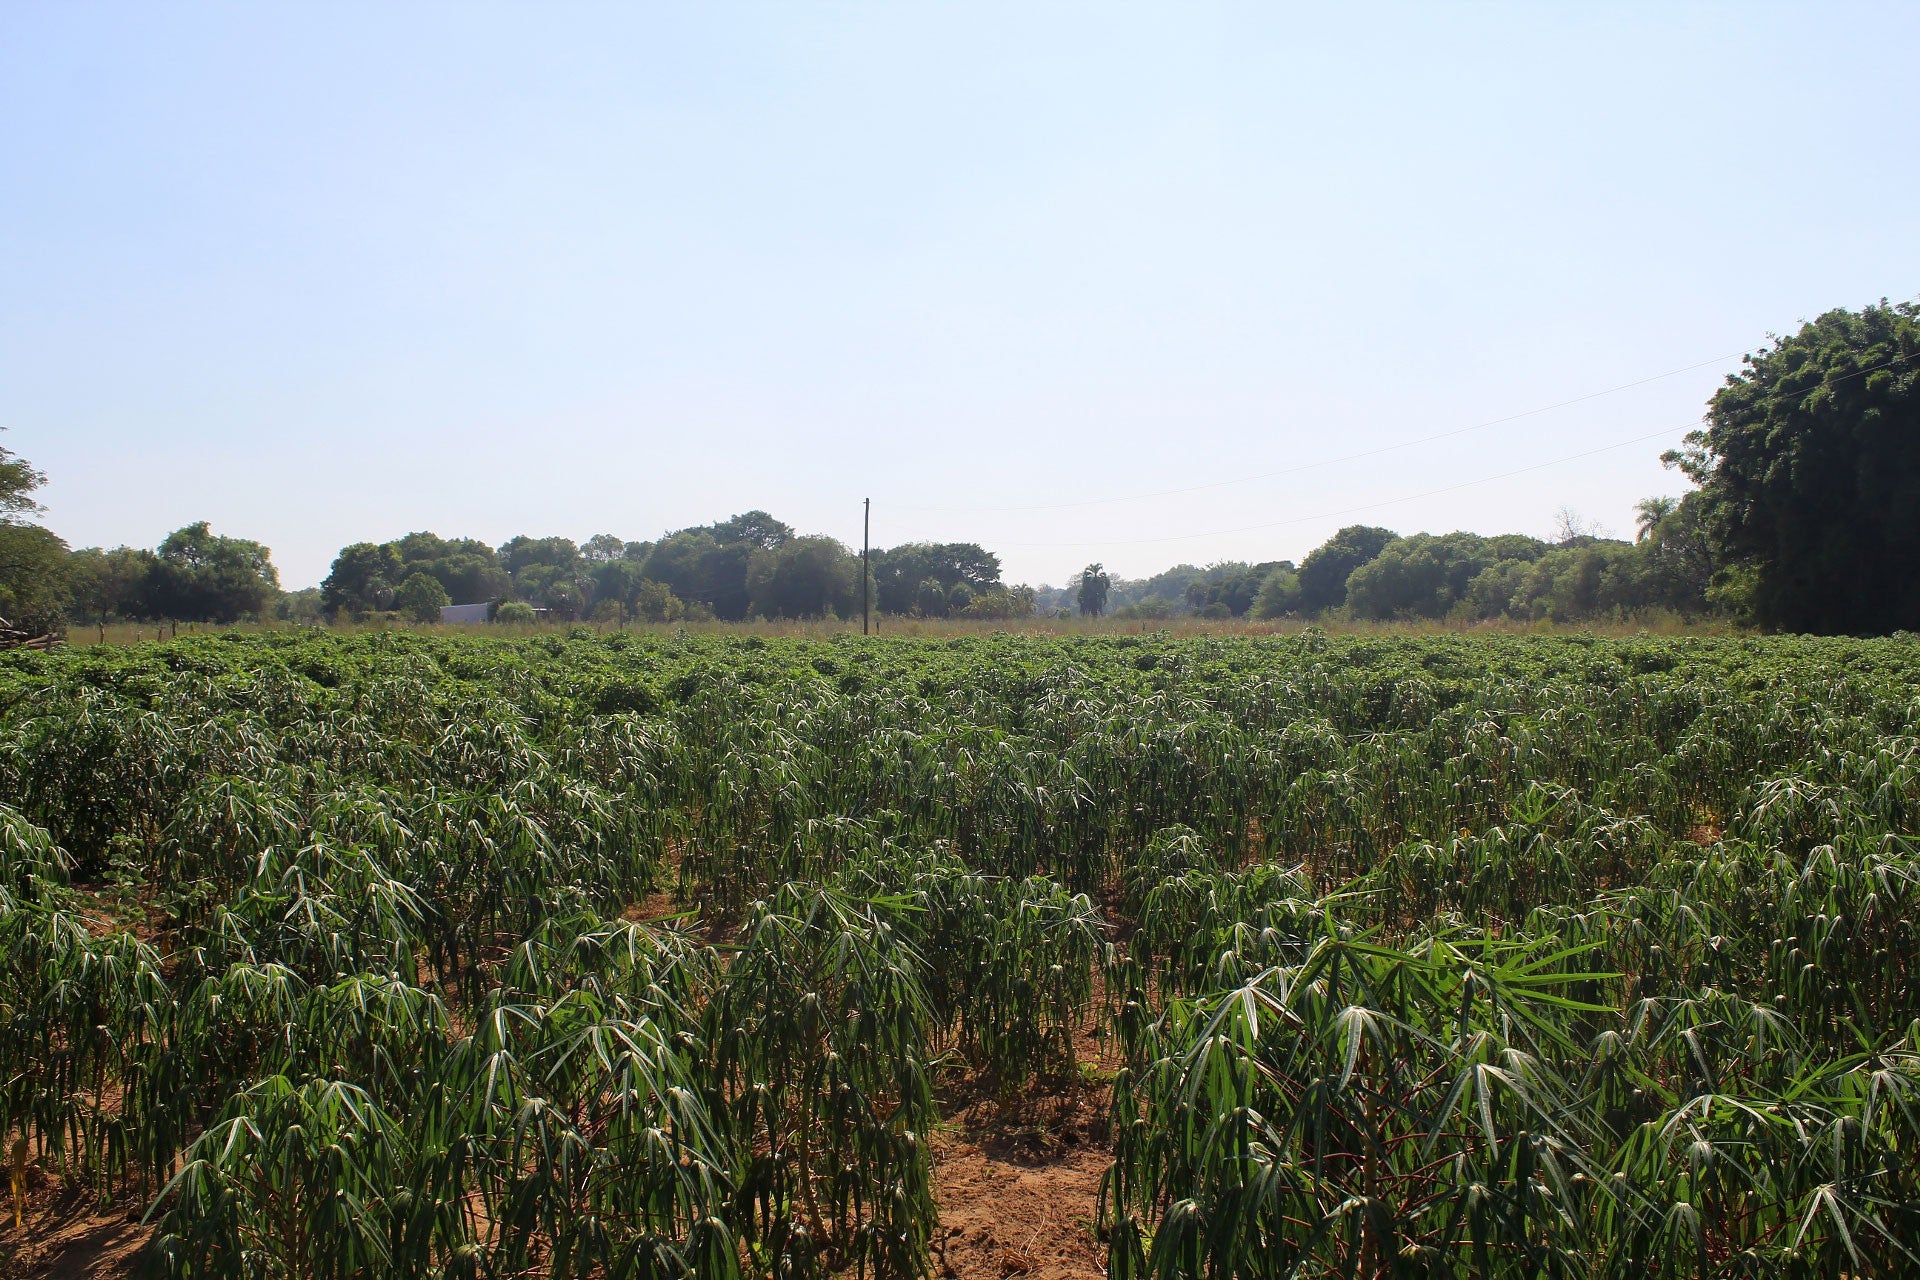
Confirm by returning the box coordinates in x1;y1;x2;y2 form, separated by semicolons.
988;343;1920;552
896;295;1920;519
994;424;1689;550
895;349;1747;516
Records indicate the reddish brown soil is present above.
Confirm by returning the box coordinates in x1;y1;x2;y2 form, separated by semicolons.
0;1167;149;1280
1;1142;1117;1280
932;1128;1109;1279
4;884;1120;1280
929;1021;1117;1280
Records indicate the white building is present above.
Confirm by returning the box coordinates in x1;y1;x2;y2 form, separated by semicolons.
440;602;493;625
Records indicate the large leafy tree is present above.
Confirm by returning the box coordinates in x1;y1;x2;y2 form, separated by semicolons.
496;536;592;618
581;532;627;562
1295;525;1399;614
704;509;794;550
1344;532;1548;620
0;525;69;631
66;546;157;632
0;434;48;523
870;542;1001;615
149;521;281;622
394;571;451;623
1668;300;1920;633
321;542;403;617
746;535;858;618
498;534;582;576
391;531;508;605
1182;561;1287;618
1251;564;1302;618
642;527;764;620
642;532;722;612
0;435;69;631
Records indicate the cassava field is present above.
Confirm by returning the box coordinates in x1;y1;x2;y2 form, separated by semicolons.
2;629;1918;1280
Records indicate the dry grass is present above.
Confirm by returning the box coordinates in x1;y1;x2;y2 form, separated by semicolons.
60;611;1742;648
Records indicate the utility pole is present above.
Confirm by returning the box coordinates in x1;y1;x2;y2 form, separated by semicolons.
862;498;871;635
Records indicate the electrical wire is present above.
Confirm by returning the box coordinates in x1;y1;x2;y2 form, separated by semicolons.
894;350;1745;515
972;342;1920;551
895;295;1920;519
993;424;1688;549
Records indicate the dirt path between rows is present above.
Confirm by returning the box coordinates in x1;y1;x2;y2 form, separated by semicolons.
0;1175;149;1280
932;1135;1109;1279
2;1122;1114;1280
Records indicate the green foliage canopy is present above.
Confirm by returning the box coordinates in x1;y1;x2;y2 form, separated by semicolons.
147;522;280;623
394;571;451;623
1668;299;1920;633
1295;525;1398;614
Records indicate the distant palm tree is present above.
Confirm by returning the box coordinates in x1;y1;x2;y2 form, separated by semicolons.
1076;563;1111;617
1635;496;1678;543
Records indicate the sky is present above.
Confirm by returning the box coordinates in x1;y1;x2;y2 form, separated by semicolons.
4;3;1917;590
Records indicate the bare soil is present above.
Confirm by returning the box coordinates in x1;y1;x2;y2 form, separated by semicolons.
0;1166;149;1280
1;1139;1116;1280
4;882;1119;1280
931;1123;1109;1280
1;1083;1117;1280
928;1018;1117;1280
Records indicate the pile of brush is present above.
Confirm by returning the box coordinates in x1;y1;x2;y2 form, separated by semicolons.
0;615;60;650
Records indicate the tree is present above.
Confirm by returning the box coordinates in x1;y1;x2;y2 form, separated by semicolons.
957;585;1035;620
582;533;627;563
0;524;70;633
0;433;48;524
517;567;586;620
1124;564;1204;613
746;536;858;618
1635;492;1715;614
642;532;720;610
495;537;591;618
591;559;649;616
276;587;324;623
1181;561;1282;617
871;543;1001;614
1345;532;1549;620
1634;497;1678;543
630;579;684;623
395;572;450;623
149;522;280;622
1076;564;1111;618
1251;565;1302;619
1665;299;1920;633
1295;526;1399;614
66;546;156;635
642;532;755;621
494;600;537;624
390;532;508;605
0;434;68;632
498;535;582;574
1550;506;1609;545
322;543;403;617
914;577;948;618
706;510;795;550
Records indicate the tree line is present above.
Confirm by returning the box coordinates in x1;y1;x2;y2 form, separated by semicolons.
310;518;1033;625
2;298;1914;635
1063;501;1714;626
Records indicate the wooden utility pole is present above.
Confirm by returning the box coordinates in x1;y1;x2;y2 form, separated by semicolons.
862;498;871;635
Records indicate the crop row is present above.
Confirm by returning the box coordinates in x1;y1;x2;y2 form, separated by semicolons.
0;630;1916;1277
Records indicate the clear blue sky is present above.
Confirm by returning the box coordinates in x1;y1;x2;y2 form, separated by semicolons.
5;3;1916;589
